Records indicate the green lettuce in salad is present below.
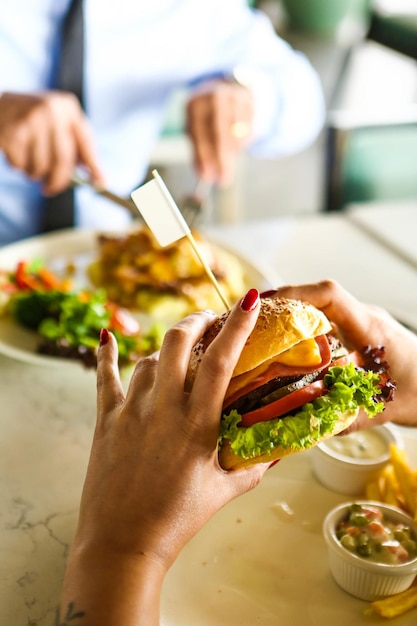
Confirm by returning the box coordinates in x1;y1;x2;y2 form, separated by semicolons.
10;289;163;366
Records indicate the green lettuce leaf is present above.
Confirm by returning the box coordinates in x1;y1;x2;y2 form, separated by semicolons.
219;362;384;460
12;289;139;363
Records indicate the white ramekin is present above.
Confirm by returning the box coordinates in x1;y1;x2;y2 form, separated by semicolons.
323;501;417;601
311;424;402;496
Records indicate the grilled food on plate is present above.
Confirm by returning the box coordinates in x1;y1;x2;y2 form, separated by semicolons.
87;228;246;319
0;227;247;366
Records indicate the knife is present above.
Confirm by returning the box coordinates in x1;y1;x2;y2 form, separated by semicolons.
71;173;211;227
70;173;140;218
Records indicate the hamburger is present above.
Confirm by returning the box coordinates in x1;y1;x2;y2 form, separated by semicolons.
186;296;396;470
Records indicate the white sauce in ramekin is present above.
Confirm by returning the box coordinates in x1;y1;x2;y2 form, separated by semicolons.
323;430;388;460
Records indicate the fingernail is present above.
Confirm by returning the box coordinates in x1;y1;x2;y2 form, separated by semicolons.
260;289;277;298
240;288;259;312
99;328;109;346
268;459;280;470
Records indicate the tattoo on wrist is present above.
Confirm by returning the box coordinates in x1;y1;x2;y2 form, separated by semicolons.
55;602;86;625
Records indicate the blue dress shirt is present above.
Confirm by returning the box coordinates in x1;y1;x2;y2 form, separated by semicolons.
0;0;325;244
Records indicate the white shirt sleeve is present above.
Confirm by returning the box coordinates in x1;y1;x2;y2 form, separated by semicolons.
186;0;326;157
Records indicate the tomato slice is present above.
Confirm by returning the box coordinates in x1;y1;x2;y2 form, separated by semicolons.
240;380;327;427
108;305;140;335
324;351;363;372
224;334;332;408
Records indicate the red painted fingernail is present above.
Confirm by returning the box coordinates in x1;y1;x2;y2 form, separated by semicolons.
268;459;280;470
99;328;109;346
240;288;259;312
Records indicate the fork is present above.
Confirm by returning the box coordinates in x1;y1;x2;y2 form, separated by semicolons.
180;179;213;227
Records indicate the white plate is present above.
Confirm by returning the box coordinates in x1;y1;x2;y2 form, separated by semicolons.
0;228;280;366
161;430;417;626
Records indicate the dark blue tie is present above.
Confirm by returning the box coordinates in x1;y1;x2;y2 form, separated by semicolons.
43;0;84;232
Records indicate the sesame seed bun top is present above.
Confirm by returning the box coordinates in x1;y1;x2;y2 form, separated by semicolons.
186;296;332;387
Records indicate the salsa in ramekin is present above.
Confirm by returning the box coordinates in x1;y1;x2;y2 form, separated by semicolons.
336;503;417;565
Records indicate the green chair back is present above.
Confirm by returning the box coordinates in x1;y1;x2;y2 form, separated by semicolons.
336;124;417;208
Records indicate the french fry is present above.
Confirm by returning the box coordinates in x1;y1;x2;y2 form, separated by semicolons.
382;464;403;509
389;444;417;519
370;580;417;619
366;477;384;502
363;444;417;520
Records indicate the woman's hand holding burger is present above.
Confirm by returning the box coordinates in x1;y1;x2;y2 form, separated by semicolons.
58;288;270;626
267;280;417;432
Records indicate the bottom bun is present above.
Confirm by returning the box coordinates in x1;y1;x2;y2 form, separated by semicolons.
218;408;359;470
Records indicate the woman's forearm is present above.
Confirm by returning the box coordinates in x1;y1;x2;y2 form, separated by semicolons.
58;543;166;626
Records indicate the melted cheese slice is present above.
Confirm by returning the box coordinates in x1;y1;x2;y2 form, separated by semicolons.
275;338;322;366
225;338;323;405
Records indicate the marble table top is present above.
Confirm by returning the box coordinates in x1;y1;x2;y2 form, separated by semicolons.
2;209;417;624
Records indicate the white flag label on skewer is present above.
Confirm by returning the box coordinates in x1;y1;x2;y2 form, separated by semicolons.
131;169;230;310
131;174;190;247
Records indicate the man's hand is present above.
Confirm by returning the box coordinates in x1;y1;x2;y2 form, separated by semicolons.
186;79;254;186
0;91;104;195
